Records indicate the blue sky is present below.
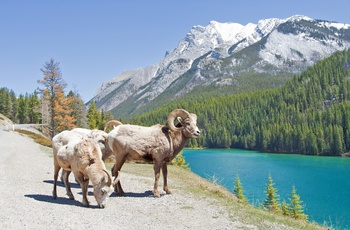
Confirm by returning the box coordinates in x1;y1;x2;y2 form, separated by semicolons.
1;0;350;101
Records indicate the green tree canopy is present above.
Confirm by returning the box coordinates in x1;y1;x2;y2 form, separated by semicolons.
288;186;308;220
233;175;248;204
263;175;281;213
87;101;101;129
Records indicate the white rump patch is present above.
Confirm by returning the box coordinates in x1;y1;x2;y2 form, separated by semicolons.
107;126;120;152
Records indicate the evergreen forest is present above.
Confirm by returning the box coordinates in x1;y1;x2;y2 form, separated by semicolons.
129;49;350;156
2;49;350;156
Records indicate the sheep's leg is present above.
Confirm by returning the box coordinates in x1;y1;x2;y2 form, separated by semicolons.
162;162;171;194
75;173;89;207
153;160;162;197
112;157;126;196
53;160;60;199
62;170;74;200
81;179;90;207
60;169;65;182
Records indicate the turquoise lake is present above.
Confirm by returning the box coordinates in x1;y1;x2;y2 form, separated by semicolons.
183;149;350;229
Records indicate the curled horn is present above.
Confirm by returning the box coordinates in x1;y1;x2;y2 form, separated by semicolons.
104;120;123;132
167;109;190;131
102;169;112;186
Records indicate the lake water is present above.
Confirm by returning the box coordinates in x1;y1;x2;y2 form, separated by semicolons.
183;149;350;229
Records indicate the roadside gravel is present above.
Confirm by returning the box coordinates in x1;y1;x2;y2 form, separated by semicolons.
0;129;252;229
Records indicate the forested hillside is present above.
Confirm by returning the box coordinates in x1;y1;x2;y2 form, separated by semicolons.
129;49;350;156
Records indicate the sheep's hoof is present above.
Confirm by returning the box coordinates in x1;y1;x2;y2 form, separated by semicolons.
114;187;125;196
164;187;172;194
153;191;161;198
67;193;75;200
82;200;90;207
52;190;57;199
117;191;125;196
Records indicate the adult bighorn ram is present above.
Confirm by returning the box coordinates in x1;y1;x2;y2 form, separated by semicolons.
105;109;200;197
52;131;112;208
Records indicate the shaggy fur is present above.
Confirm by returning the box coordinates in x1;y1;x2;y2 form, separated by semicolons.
52;131;112;208
106;109;200;197
71;128;113;161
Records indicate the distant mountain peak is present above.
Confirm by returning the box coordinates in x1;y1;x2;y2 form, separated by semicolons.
287;15;314;22
92;15;350;118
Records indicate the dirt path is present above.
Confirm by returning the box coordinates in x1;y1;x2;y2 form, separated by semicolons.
0;129;251;229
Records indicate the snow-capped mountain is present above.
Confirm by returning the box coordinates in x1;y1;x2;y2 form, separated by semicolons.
92;15;350;117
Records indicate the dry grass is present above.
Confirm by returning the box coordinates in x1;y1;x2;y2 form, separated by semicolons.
109;162;328;230
15;129;52;147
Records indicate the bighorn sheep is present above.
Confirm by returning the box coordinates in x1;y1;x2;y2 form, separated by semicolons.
59;128;113;191
106;109;200;197
52;131;112;208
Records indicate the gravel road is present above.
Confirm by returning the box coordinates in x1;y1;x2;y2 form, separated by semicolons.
0;129;252;230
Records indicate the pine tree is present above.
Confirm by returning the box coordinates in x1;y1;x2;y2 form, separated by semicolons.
17;94;28;123
40;89;51;137
53;91;76;132
9;90;18;122
87;101;101;129
281;200;290;216
233;175;248;203
37;58;75;137
27;91;41;124
67;90;87;128
0;88;17;121
171;151;190;170
98;109;114;130
288;186;308;220
263;174;281;213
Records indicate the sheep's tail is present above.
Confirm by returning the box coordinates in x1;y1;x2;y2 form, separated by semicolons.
104;120;123;132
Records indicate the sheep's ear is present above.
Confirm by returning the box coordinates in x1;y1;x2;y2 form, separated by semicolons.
177;117;183;123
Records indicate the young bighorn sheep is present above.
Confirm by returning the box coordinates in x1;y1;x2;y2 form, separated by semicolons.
52;131;112;208
58;128;113;191
106;109;200;197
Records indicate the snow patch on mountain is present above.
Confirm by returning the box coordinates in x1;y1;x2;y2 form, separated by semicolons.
208;20;244;43
261;31;332;68
92;15;350;114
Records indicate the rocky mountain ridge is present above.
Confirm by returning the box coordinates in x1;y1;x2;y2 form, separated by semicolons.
92;15;350;117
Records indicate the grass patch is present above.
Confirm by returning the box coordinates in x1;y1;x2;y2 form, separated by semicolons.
15;129;52;147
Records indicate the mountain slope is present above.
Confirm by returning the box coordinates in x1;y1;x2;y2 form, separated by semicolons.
92;15;350;118
129;48;350;155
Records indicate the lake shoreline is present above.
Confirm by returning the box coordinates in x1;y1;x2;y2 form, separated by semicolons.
185;147;350;158
183;148;350;229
